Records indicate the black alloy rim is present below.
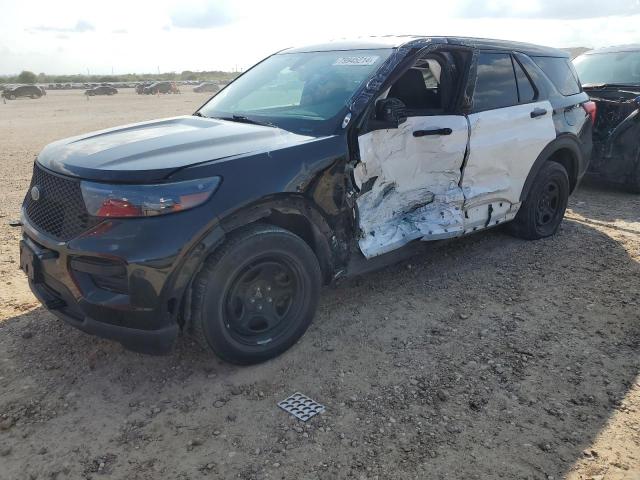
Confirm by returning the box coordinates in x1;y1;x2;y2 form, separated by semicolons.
536;179;561;227
223;256;302;346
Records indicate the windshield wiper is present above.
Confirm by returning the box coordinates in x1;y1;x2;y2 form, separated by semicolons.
193;111;208;118
215;115;278;128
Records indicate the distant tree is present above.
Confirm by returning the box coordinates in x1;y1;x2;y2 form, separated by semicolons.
17;71;37;84
181;70;197;81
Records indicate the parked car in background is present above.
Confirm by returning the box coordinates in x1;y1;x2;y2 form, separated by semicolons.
85;85;118;96
574;45;640;192
20;36;592;363
143;81;178;94
135;82;151;94
193;82;220;93
2;85;44;100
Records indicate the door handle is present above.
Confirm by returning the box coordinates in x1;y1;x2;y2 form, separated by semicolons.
413;128;453;137
530;108;548;118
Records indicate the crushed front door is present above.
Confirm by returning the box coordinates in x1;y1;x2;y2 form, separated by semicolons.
354;115;469;258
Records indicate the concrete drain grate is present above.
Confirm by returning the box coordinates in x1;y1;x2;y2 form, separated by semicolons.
278;392;325;422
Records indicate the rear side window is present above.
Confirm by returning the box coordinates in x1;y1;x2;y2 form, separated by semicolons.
513;59;536;103
473;53;518;111
532;56;581;95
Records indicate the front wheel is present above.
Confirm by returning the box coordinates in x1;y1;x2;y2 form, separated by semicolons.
629;150;640;194
190;224;322;365
507;161;570;240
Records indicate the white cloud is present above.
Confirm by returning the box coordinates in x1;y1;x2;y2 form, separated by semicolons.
1;0;640;75
170;0;236;28
454;0;640;18
29;19;95;33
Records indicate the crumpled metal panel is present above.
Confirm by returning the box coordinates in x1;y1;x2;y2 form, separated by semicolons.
355;115;468;258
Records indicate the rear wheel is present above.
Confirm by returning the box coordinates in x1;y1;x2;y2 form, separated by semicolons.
507;161;570;240
8;94;15;100
191;224;322;365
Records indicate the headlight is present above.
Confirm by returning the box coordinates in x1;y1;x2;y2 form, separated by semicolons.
81;177;221;218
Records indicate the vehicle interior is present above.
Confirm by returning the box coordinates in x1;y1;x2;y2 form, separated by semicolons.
383;50;468;116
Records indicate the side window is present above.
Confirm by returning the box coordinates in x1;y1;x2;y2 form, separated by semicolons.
531;56;581;96
473;53;518;112
513;58;537;103
388;62;442;113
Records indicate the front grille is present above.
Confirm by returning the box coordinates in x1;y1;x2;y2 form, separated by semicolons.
23;163;100;241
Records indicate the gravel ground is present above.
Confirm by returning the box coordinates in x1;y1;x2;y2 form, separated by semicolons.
0;90;638;480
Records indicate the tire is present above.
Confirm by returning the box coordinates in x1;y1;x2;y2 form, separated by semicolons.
8;94;15;100
629;150;640;194
507;161;570;240
191;223;322;365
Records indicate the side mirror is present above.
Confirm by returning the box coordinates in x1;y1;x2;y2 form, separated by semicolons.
371;98;408;130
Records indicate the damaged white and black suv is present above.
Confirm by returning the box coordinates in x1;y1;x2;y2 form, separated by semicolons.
20;37;593;364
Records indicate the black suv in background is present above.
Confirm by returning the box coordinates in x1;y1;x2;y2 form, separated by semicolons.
193;82;220;93
20;36;592;364
3;85;45;100
85;86;118;96
143;81;176;94
574;45;640;191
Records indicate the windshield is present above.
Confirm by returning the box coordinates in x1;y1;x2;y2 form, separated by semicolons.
198;49;392;136
574;51;640;86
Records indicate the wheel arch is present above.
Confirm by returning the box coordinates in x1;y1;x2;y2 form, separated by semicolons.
520;135;583;202
218;194;338;285
173;194;340;332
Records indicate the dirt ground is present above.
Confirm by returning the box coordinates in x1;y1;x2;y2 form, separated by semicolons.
0;89;638;480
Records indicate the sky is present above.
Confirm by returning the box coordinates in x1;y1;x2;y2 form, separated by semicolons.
0;0;639;76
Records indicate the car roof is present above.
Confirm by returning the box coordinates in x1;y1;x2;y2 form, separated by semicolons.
281;36;567;57
582;44;640;55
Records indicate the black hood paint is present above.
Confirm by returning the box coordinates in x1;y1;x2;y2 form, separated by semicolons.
36;116;319;183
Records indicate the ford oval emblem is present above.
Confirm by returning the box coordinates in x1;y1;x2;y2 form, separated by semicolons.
30;186;41;201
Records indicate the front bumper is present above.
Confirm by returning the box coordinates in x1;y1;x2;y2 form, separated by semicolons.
20;206;225;355
30;276;178;354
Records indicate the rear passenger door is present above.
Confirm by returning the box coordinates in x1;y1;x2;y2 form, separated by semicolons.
461;52;556;231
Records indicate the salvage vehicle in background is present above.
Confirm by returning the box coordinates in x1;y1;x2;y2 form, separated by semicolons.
85;85;118;96
135;82;152;94
193;82;220;93
19;36;593;364
143;81;178;94
2;85;44;100
574;45;640;192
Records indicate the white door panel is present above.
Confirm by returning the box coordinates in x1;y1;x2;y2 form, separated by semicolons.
463;101;556;209
355;115;468;258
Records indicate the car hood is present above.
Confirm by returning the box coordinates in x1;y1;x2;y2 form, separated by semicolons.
37;115;318;182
